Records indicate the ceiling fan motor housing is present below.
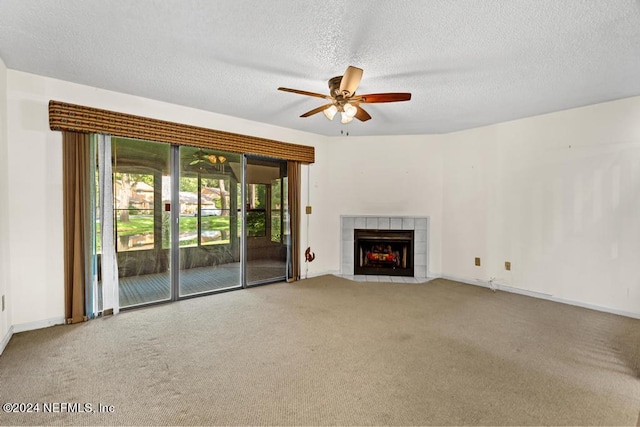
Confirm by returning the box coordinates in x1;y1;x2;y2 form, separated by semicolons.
328;76;351;111
328;76;343;96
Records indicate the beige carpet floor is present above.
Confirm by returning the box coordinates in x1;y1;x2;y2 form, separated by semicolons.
0;275;639;426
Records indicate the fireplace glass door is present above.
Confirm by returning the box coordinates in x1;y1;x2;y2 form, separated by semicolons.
354;229;414;277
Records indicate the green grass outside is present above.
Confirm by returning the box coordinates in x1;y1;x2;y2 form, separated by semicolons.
99;214;279;250
97;216;232;248
114;215;230;236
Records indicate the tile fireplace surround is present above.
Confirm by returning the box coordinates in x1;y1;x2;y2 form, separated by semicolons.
340;216;429;282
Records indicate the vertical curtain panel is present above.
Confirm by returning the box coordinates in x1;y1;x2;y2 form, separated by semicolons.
62;131;91;324
98;134;119;315
287;161;301;282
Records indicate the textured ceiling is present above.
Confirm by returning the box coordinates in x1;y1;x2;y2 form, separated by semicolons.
1;0;639;137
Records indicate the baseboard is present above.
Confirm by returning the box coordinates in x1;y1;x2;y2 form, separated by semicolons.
303;269;340;279
0;325;14;356
438;274;640;320
12;317;65;334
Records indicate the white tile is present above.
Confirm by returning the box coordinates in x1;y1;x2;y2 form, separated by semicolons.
342;217;355;230
414;254;426;267
414;266;427;278
342;228;354;242
366;217;379;229
377;217;390;229
354;217;366;229
390;218;403;230
342;264;354;275
342;245;353;261
415;229;427;244
415;218;428;230
403;218;415;230
414;241;427;255
336;273;433;284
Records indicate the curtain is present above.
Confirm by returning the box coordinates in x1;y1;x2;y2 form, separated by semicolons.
287;161;301;282
62;132;91;324
98;134;119;315
87;137;98;318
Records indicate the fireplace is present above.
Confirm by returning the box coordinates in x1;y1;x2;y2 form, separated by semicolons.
354;229;414;277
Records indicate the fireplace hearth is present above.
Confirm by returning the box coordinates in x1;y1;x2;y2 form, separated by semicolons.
354;229;414;277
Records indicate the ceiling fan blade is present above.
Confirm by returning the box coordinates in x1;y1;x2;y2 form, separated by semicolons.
354;106;372;122
300;103;335;118
353;93;412;103
339;66;363;96
278;87;331;100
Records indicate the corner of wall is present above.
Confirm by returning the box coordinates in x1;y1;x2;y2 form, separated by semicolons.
0;325;13;356
0;55;12;347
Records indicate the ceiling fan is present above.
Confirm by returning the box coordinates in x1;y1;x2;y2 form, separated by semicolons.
278;66;411;124
187;149;227;173
189;149;226;166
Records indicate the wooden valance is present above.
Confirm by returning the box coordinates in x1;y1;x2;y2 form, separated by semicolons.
49;100;315;164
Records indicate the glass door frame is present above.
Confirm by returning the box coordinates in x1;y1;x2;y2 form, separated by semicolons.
107;143;290;311
170;145;180;299
174;146;245;298
243;154;288;287
241;154;247;288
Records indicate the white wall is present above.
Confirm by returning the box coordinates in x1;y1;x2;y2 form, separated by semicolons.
5;67;640;333
441;97;640;316
6;70;325;329
305;135;444;278
0;56;12;350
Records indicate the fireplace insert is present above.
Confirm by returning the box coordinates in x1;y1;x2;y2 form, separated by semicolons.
354;229;414;276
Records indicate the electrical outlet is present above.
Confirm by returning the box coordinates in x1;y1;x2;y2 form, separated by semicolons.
475;257;481;266
305;206;312;215
505;261;511;271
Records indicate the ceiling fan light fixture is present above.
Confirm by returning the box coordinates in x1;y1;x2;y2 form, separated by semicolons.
278;65;411;125
344;103;357;118
323;105;338;120
341;111;354;124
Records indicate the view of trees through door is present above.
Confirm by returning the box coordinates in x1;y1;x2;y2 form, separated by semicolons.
245;156;288;285
178;146;242;297
97;138;289;309
111;138;172;307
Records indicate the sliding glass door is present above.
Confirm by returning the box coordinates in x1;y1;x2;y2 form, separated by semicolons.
245;156;288;285
178;147;242;296
101;139;290;309
112;138;172;308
